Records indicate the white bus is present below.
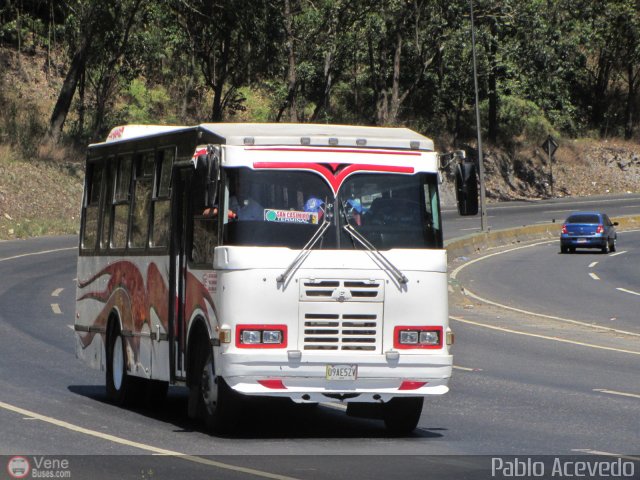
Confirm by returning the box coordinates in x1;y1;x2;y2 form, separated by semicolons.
74;123;477;434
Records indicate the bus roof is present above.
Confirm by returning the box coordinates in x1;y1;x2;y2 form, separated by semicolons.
99;123;435;152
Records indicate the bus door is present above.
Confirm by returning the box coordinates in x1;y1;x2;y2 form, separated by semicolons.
169;166;192;381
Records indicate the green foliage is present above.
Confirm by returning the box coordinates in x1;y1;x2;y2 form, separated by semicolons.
125;79;172;124
1;0;640;145
235;86;274;123
487;96;559;146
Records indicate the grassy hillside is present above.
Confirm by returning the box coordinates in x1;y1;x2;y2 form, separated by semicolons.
0;47;85;240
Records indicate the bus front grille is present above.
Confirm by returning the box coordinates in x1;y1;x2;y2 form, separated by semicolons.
300;279;384;302
298;278;385;353
300;311;383;353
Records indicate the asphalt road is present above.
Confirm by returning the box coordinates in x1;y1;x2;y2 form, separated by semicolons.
1;196;639;479
442;193;640;239
454;230;640;334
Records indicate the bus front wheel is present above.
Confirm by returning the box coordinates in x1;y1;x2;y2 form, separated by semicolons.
191;341;237;433
383;397;424;435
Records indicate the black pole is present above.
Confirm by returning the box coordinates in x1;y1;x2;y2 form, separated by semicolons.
470;0;487;231
548;141;554;197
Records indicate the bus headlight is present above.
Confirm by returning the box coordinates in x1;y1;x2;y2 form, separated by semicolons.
399;331;419;344
419;330;440;345
236;325;287;348
394;326;443;349
241;330;262;345
262;330;283;344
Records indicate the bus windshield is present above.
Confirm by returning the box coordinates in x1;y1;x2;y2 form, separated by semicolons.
222;168;442;250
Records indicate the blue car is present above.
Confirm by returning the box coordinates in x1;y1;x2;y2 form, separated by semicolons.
560;212;618;254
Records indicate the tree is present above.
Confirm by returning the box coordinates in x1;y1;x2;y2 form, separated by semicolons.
48;0;147;141
48;0;100;142
362;0;447;126
171;0;268;122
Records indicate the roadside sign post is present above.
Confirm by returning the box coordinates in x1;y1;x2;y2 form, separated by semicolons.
541;135;558;197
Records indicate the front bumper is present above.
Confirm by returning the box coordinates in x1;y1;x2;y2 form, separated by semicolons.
218;351;452;402
560;235;606;248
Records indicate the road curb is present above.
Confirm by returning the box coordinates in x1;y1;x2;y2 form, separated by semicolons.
445;214;640;262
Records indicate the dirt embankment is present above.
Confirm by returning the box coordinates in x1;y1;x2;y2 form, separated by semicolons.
482;140;640;201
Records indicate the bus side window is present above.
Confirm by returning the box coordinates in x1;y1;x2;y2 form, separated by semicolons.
150;147;174;248
130;152;154;249
190;171;218;267
111;154;132;249
81;161;103;251
100;160;115;250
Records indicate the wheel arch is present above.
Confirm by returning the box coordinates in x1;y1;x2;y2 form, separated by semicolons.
186;315;213;388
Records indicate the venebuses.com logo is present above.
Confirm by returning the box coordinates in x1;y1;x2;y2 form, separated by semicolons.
6;456;71;479
6;456;30;479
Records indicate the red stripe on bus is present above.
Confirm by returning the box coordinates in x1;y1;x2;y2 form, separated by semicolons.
253;162;414;193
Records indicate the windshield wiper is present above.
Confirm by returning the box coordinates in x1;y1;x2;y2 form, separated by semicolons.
342;224;408;285
276;220;331;284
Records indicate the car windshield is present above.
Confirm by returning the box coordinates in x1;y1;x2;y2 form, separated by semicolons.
566;214;600;224
222;168;442;250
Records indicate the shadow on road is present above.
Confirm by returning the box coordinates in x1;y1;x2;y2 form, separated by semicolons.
68;384;445;440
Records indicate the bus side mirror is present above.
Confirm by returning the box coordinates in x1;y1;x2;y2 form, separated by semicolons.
455;161;479;216
195;147;220;209
204;147;220;208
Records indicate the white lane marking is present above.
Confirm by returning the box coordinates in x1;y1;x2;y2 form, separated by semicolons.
588;262;598;268
593;388;640;400
450;240;555;279
450;316;640;356
51;304;62;314
609;250;627;257
67;325;74;330
453;365;482;372
589;272;600;280
459;286;640;338
617;287;640;297
51;288;64;297
451;239;640;338
0;247;75;263
320;403;347;411
460;227;481;231
571;449;640;461
0;401;300;480
546;209;575;214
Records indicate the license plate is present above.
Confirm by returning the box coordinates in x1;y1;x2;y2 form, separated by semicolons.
577;238;588;243
326;364;357;381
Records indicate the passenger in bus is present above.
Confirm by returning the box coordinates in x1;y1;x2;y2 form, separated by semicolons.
345;198;363;226
303;197;325;222
225;175;263;220
203;178;264;220
229;193;263;220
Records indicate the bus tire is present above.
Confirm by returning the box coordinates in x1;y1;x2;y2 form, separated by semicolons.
192;339;237;433
382;397;424;435
106;324;135;406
